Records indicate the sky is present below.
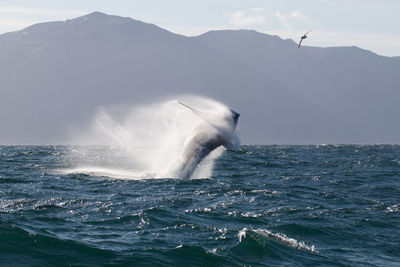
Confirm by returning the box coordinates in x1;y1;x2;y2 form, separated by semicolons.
0;0;399;57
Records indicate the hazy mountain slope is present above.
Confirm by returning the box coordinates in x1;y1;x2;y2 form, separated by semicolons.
195;30;400;143
0;12;399;144
0;12;314;144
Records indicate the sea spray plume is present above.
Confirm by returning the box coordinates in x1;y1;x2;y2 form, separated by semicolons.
68;96;240;179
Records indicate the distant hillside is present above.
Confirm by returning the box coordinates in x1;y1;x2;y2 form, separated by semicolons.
195;30;400;143
0;12;399;144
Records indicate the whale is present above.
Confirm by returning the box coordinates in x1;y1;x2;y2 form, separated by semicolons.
175;102;240;179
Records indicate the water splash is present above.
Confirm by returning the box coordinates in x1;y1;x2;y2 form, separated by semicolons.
65;95;239;179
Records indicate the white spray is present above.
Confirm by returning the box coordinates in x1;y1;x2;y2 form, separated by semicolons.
65;95;240;180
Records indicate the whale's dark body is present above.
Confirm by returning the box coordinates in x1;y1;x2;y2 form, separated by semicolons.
177;102;240;179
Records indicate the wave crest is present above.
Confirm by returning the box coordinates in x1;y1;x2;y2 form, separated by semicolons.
238;228;317;253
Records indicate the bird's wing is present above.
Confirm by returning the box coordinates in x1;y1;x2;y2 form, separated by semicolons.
298;38;303;47
305;30;311;36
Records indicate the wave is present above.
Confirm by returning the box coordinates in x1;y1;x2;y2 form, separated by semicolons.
0;220;117;266
238;228;317;253
213;228;323;266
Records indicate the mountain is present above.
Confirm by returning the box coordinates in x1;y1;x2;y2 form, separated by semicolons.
0;12;399;144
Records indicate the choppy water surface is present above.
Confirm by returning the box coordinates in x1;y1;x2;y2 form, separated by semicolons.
1;145;399;266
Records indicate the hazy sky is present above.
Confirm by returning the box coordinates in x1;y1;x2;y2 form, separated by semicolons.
0;0;399;57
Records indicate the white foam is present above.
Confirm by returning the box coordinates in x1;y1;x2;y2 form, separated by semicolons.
386;204;399;213
238;227;248;242
55;167;159;180
238;228;317;253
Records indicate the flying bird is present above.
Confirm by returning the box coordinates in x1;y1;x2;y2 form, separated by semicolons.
298;30;311;48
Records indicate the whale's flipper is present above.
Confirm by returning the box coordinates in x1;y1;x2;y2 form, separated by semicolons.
178;101;196;112
178;101;240;130
178;101;207;121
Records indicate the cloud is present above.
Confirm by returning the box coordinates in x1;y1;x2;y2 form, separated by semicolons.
0;5;85;16
275;11;289;28
275;10;309;29
227;8;267;28
227;8;312;30
290;11;308;21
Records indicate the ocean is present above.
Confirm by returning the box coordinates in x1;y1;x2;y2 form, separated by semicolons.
1;145;399;266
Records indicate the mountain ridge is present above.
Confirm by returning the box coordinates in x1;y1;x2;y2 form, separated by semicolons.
0;12;399;144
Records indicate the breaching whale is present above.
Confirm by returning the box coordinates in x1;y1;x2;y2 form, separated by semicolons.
175;101;240;179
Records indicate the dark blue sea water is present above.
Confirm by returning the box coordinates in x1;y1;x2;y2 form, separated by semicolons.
1;145;399;266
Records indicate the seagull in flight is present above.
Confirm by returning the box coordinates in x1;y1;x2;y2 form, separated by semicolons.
298;30;311;48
